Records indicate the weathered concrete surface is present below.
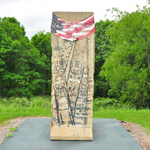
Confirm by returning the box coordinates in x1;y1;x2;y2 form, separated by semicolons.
53;12;93;21
0;119;143;150
50;12;95;140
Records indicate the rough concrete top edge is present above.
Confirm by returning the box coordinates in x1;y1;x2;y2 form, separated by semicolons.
53;12;94;22
53;11;94;13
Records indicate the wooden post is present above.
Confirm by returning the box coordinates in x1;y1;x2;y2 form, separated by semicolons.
50;12;95;140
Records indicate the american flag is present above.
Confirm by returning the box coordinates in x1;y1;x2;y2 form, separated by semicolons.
51;13;95;41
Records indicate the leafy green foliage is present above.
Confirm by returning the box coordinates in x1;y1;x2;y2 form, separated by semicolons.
1;96;51;108
100;4;150;108
93;97;135;111
6;133;12;138
9;127;17;132
94;19;114;97
31;31;52;95
93;97;118;110
0;17;52;98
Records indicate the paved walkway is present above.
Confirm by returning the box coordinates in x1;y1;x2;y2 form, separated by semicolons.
0;118;143;150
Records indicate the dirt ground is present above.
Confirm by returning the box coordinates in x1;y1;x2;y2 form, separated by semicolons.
119;120;150;150
0;117;150;150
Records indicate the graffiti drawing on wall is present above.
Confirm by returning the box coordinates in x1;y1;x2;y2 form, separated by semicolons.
51;13;95;127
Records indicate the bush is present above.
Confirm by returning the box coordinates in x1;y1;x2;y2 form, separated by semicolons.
0;96;51;108
93;97;136;111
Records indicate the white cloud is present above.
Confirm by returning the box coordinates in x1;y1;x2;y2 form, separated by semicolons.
0;0;148;39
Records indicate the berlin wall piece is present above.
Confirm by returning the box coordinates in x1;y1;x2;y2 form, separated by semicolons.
50;12;95;140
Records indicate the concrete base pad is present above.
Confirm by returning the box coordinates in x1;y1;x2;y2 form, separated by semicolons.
0;118;143;150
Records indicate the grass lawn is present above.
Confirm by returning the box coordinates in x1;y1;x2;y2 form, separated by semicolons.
94;108;150;133
0;103;51;125
0;97;150;134
0;96;51;126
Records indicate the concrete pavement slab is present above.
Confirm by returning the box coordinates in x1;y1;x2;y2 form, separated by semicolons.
0;118;143;150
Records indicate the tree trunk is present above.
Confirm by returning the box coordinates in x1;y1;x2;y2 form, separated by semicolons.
144;36;150;72
145;46;150;71
0;74;3;98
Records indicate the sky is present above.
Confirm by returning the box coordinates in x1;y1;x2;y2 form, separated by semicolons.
0;0;148;39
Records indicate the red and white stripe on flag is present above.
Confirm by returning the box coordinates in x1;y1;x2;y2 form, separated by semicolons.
52;14;95;41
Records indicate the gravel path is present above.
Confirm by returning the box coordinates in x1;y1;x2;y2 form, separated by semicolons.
0;117;149;150
0;117;51;145
119;120;150;150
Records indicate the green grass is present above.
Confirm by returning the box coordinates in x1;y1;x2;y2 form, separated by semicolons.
6;133;12;138
0;96;51;126
94;108;150;133
0;96;150;134
9;127;18;132
0;104;51;125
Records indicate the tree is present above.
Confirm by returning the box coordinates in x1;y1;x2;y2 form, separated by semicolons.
31;31;52;95
0;17;48;98
100;5;150;108
94;19;114;97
